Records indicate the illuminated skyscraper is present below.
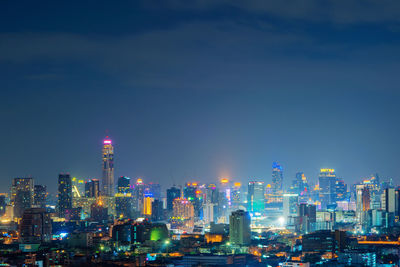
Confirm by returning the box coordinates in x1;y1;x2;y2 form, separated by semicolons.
72;177;85;198
143;193;153;216
133;178;145;211
85;179;100;198
318;169;336;209
117;176;131;194
58;173;72;217
231;182;242;209
12;177;34;218
247;181;264;213
173;198;194;231
102;136;114;196
166;186;181;212
33;185;47;208
272;162;283;195
229;210;251;246
283;193;299;225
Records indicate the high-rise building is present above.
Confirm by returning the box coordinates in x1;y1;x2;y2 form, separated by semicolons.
283;193;299;225
133;178;145;212
102;137;114;196
147;183;161;200
72;177;85;198
143;193;153;216
318;169;337;209
166;186;181;212
231;182;242;209
297;203;316;234
0;195;7;216
58;173;72;218
173;198;195;231
184;183;201;217
85;179;100;198
382;188;395;213
203;202;215;224
247;181;264;213
272;162;283;195
335;179;347;202
151;199;164;221
19;208;52;243
91;201;108;222
33;185;47;208
395;188;400;223
11;177;34;219
382;187;396;227
291;172;309;203
229;210;251;246
356;184;371;226
117;176;131;194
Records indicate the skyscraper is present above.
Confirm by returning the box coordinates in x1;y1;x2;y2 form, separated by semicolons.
151;199;164;221
133;178;145;212
58;173;72;217
34;185;47;208
166;186;181;212
143;193;153;216
85;179;100;198
283;193;299;225
117;176;131;194
72;177;85;198
173;198;195;231
102;136;114;196
229;210;251;246
382;188;395;227
19;208;52;243
272;162;283;195
318;169;337;209
247;181;264;213
11;177;34;219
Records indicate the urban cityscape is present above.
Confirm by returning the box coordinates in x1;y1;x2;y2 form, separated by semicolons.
2;1;400;266
0;136;399;266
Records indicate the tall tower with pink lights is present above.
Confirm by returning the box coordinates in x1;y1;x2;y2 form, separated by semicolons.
102;136;114;196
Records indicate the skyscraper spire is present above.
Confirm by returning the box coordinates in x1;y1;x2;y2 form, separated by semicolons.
102;136;114;196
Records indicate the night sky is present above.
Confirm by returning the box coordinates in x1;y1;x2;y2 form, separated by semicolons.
1;1;400;193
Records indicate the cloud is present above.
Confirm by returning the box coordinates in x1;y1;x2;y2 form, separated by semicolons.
148;0;400;24
0;19;399;93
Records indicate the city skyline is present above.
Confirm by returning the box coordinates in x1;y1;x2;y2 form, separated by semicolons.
4;134;391;195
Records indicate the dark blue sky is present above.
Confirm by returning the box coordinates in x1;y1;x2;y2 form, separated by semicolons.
1;1;400;193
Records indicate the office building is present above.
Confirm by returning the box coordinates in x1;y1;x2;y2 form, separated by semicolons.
19;208;52;243
58;173;72;218
147;183;161;199
318;169;337;209
133;178;145;212
33;185;47;208
166;186;181;212
272;162;283;196
229;210;251;246
283;193;299;225
11;177;34;219
247;181;264;213
143;193;153;216
85;179;100;198
72;177;85;198
173;198;194;231
151;199;164;221
115;194;133;219
117;176;131;194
